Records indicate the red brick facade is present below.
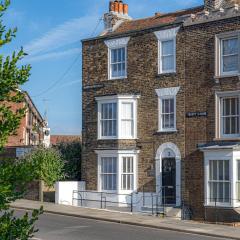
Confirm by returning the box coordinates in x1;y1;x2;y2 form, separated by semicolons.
6;92;45;147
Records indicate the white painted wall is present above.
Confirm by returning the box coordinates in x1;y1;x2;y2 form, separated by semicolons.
55;181;86;206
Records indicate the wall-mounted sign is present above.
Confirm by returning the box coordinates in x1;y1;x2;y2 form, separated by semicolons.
186;112;207;118
16;147;32;158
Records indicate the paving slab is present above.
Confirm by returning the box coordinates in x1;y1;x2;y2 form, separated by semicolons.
10;199;240;240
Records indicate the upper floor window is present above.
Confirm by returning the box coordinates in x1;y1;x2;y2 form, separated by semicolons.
216;32;240;77
105;37;130;80
155;87;180;132
110;48;126;79
216;91;240;139
155;27;179;74
100;102;117;138
96;95;139;140
160;39;175;73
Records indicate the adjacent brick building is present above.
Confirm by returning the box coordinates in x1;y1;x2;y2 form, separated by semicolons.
82;0;240;221
6;91;46;147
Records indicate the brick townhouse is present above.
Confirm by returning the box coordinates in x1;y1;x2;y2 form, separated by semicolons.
82;0;240;221
6;91;48;148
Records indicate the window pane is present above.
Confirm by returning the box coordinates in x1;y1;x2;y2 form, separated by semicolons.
219;182;224;202
162;55;174;71
224;182;230;203
219;161;224;180
212;161;218;180
223;38;238;55
162;40;174;55
224;160;229;181
111;49;117;63
223;55;238;72
122;103;133;119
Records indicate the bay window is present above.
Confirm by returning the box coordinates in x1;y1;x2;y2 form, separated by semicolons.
96;150;139;193
237;160;240;201
100;103;117;138
209;160;230;203
101;157;117;191
121;157;134;191
96;95;139;140
216;32;240;77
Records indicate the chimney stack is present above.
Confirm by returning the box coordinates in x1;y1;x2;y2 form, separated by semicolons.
204;0;224;10
103;1;132;35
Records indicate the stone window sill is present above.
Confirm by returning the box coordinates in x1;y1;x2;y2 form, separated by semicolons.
156;72;177;78
213;137;240;141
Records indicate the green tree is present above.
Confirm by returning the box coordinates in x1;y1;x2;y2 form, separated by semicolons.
25;147;64;188
0;0;42;239
55;141;81;180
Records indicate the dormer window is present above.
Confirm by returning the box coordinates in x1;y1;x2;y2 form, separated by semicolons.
105;37;130;80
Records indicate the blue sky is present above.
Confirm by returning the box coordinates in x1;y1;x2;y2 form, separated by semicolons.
2;0;202;135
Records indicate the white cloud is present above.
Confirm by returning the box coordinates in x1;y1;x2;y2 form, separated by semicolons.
24;15;99;57
22;48;81;63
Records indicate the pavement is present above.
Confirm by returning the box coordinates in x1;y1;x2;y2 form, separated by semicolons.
10;199;240;240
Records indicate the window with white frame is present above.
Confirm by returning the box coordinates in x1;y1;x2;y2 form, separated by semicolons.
216;92;240;139
161;97;175;130
160;39;175;73
216;32;240;77
110;48;126;79
208;160;230;203
221;96;240;137
96;150;139;193
121;102;134;138
100;102;117;138
155;27;179;74
121;157;134;190
101;157;117;191
155;87;179;132
97;95;139;140
237;160;240;201
104;37;130;80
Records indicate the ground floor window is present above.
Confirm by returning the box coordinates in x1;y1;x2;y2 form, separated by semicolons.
121;157;134;190
209;160;230;203
237;160;240;201
101;157;117;191
97;150;138;193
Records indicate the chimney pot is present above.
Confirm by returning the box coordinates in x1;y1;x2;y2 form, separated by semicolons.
114;0;119;13
119;1;124;14
123;3;128;15
109;1;115;12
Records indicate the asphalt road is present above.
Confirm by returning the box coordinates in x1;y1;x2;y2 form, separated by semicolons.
14;210;229;240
